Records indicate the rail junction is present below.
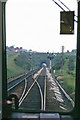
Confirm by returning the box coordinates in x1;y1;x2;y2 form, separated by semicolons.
7;67;74;112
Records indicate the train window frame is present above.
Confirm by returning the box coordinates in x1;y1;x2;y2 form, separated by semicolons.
0;0;80;119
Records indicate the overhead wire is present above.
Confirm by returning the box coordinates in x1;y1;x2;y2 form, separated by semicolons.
57;0;78;18
52;0;78;23
57;0;71;11
52;0;65;11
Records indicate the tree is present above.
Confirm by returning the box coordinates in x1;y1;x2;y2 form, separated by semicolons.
29;49;32;51
20;47;22;49
10;46;14;49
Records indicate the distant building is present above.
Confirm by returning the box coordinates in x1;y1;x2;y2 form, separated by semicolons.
15;47;21;52
6;46;27;53
6;46;15;52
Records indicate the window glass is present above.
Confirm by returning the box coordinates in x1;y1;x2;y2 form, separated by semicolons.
6;0;77;112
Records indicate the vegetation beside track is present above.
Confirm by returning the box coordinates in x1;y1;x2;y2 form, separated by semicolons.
52;52;76;101
7;51;76;101
7;52;27;78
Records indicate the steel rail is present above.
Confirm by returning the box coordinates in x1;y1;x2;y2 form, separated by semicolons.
7;69;39;92
19;68;43;107
19;77;27;103
35;79;44;110
7;74;25;84
46;67;74;109
56;80;75;107
8;69;38;85
19;79;36;107
7;79;24;92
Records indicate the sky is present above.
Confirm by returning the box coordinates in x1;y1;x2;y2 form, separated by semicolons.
6;0;78;53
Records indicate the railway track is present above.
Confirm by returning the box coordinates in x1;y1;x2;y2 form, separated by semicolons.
46;68;74;112
7;69;39;96
19;68;45;111
7;67;74;112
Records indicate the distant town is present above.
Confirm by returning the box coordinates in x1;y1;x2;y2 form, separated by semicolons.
6;46;37;53
6;46;76;53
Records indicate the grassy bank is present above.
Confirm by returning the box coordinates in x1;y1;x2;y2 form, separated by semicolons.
7;52;27;78
7;51;49;78
54;57;76;101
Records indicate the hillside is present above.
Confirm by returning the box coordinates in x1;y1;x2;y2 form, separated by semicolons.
7;52;27;78
7;51;76;100
7;51;50;78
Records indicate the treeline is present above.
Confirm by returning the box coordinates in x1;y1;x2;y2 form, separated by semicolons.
52;53;76;71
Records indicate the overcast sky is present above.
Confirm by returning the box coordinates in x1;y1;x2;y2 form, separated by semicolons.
6;0;78;52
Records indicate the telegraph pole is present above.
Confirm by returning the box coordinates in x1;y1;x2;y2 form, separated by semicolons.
61;46;64;71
